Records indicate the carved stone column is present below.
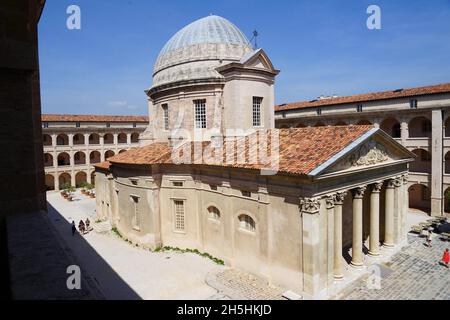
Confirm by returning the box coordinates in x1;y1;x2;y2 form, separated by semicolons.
384;179;395;248
334;192;346;279
369;182;383;256
402;174;409;242
325;194;335;286
394;177;403;245
300;197;321;296
351;186;366;267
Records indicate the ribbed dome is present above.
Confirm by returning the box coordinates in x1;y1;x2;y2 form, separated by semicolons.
151;15;253;89
158;15;251;56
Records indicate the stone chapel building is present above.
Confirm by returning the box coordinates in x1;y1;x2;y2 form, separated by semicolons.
94;15;415;297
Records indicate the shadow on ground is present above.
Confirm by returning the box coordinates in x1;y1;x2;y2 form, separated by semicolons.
7;202;141;300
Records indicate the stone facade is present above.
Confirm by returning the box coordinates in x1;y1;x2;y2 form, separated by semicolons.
42;116;147;190
275;88;450;217
94;15;415;298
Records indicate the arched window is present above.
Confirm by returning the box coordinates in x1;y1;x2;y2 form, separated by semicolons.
238;214;255;232
207;206;220;220
131;132;139;143
380;118;400;138
118;133;127;144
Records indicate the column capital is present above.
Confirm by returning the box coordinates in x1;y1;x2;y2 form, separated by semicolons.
334;191;347;205
372;182;383;193
325;194;336;209
394;177;403;188
300;197;321;215
352;186;367;199
386;178;396;189
402;173;409;185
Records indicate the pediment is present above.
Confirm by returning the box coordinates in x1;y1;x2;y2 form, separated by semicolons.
324;138;397;173
240;48;276;72
309;129;415;177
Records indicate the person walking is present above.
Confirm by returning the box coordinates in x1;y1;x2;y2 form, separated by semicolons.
71;221;76;236
426;230;433;247
78;220;85;235
441;248;450;268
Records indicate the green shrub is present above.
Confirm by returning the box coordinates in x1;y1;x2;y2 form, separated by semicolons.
155;246;224;265
111;227;122;238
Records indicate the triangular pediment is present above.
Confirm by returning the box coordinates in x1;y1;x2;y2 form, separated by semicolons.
309;129;415;177
240;48;276;72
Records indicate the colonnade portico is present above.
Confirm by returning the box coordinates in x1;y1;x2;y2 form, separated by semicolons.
301;174;409;295
336;175;408;276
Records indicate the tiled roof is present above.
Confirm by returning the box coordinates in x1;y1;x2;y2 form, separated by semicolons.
93;161;111;170
41;114;149;123
275;83;450;112
106;126;374;176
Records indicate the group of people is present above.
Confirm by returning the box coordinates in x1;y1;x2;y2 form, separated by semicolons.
71;218;91;236
424;226;449;268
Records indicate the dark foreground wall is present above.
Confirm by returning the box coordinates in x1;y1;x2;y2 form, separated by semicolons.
0;0;46;216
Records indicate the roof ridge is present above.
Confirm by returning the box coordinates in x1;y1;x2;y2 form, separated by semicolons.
276;82;450;111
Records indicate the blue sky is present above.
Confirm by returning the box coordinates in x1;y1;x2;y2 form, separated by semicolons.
38;0;450;115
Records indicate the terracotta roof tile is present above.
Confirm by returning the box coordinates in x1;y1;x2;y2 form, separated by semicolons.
106;126;374;176
275;83;450;112
93;161;111;170
42;114;149;122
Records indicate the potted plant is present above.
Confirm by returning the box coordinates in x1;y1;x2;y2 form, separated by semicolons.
66;185;76;201
85;183;95;198
60;182;70;197
80;181;88;194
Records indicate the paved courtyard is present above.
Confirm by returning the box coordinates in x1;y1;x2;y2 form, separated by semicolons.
47;190;450;300
46;190;285;300
333;233;450;300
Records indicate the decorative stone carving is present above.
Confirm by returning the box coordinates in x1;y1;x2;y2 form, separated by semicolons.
334;191;347;205
300;197;321;214
352;186;367;199
349;141;391;167
402;173;409;185
372;182;383;193
325;194;336;209
394;177;403;188
386;179;396;189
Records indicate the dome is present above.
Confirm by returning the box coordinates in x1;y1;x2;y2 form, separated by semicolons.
151;15;253;89
159;15;251;56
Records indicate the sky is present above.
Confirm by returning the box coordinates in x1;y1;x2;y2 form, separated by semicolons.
38;0;450;116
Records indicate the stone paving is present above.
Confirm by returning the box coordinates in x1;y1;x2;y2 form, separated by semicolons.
334;232;450;300
206;269;285;300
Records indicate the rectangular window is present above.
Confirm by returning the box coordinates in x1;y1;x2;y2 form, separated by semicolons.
241;190;251;198
172;181;183;187
317;108;322;115
162;104;169;130
76;122;80;128
252;97;263;127
43;122;49;128
133;122;137;128
356;104;363;112
106;122;111;128
194;99;207;129
174;200;185;231
410;99;418;109
131;196;140;230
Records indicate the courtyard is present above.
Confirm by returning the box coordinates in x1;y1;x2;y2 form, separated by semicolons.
46;190;450;300
46;190;285;300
